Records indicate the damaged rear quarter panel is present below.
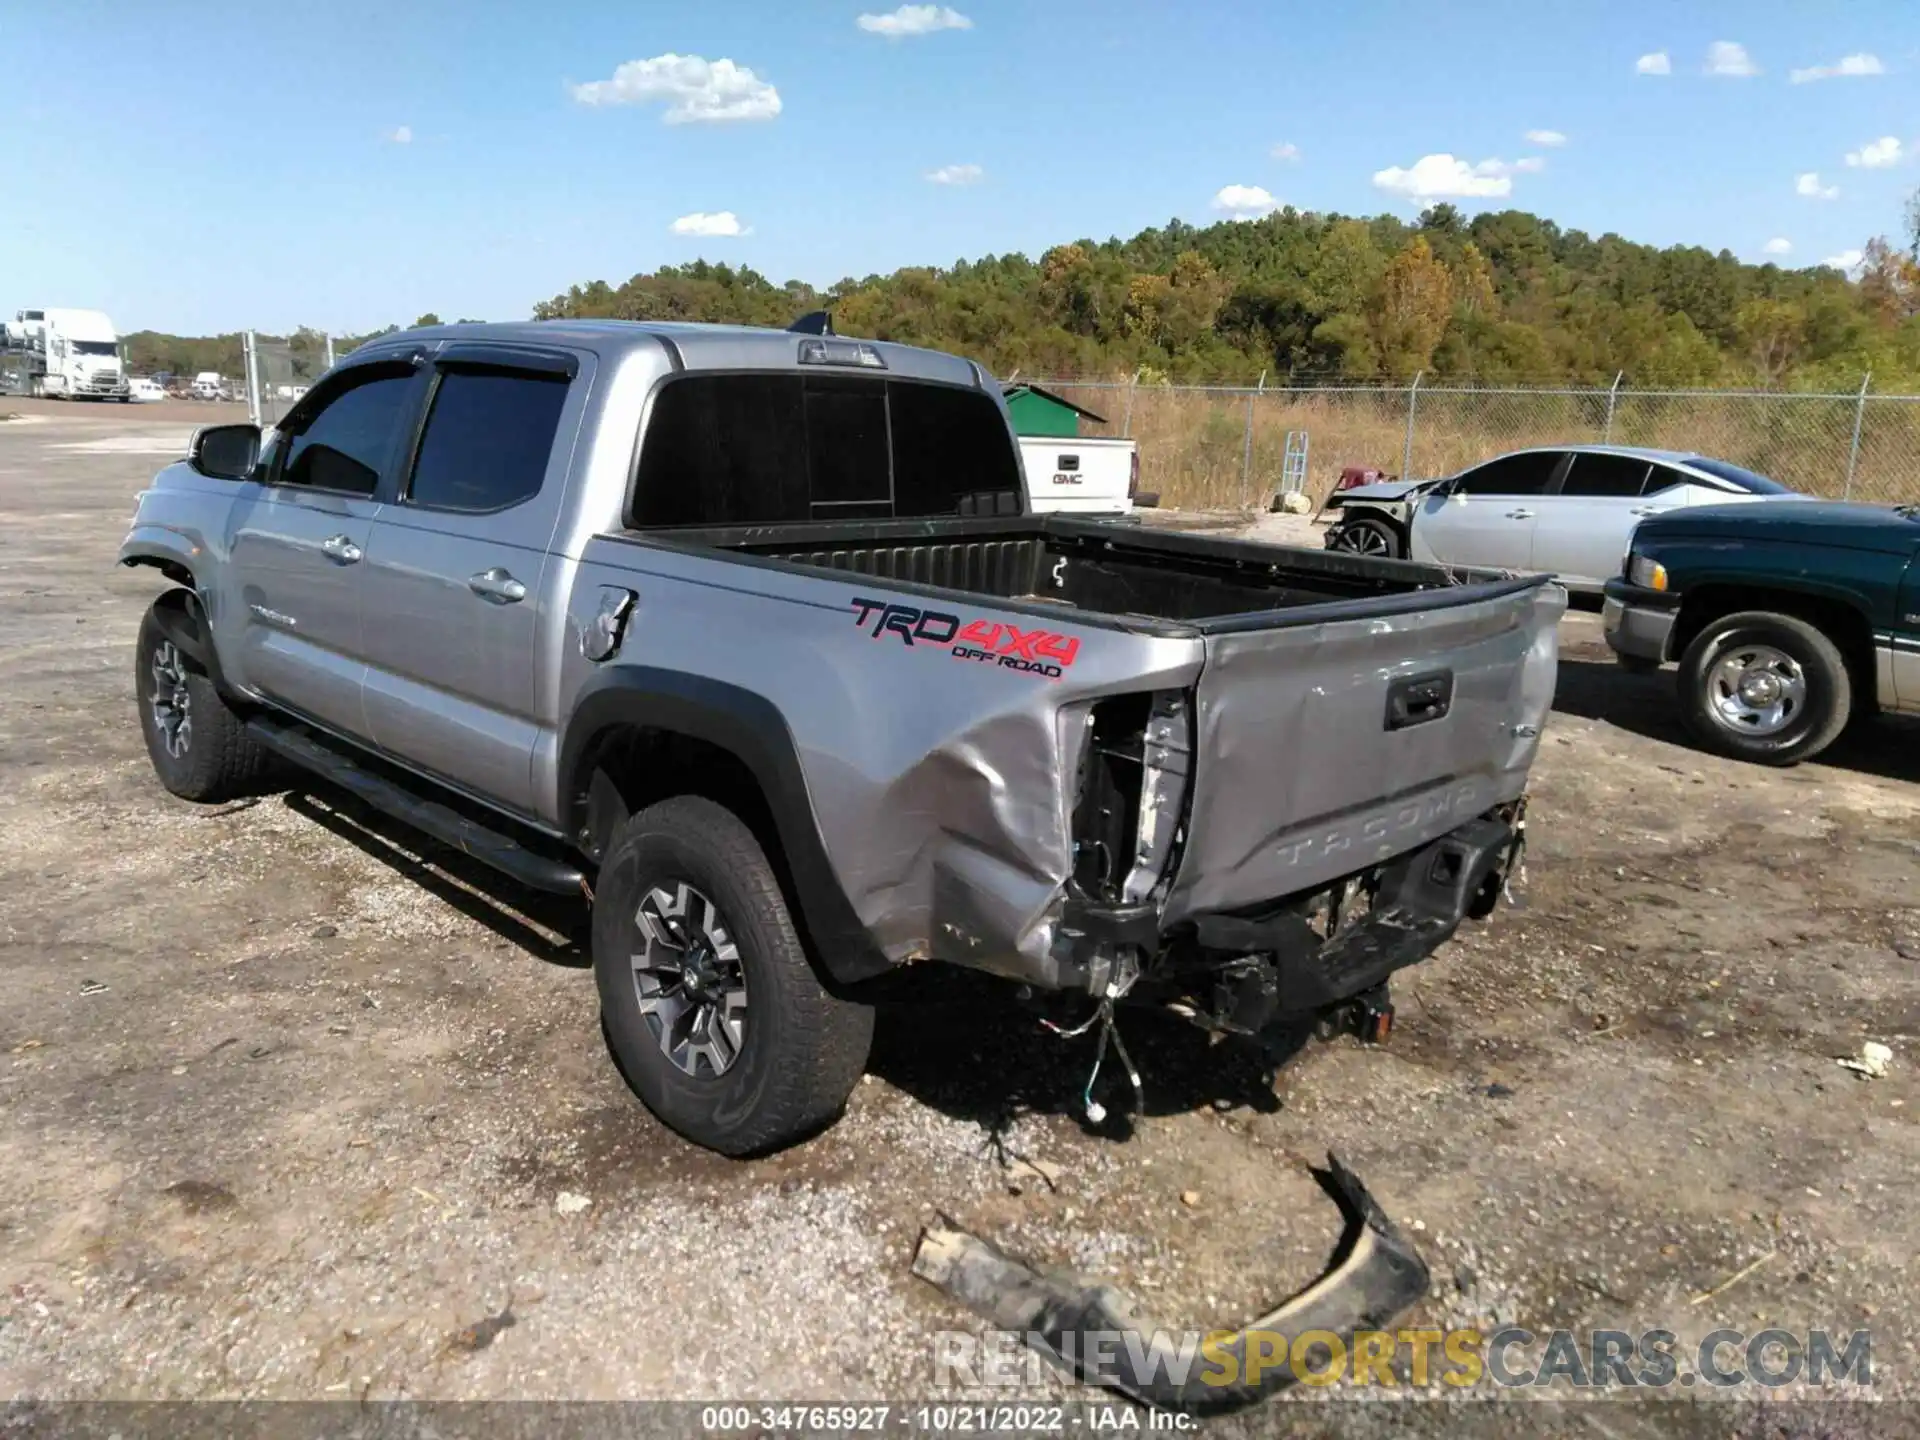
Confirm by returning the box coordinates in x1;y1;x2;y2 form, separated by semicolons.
569;537;1204;981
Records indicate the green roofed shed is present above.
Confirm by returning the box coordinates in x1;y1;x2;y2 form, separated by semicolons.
1001;383;1108;439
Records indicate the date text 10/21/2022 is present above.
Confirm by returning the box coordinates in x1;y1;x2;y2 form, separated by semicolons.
697;1406;1196;1433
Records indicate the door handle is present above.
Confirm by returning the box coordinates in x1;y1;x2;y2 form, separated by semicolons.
1505;508;1535;520
320;533;362;564
1630;506;1656;516
468;567;527;604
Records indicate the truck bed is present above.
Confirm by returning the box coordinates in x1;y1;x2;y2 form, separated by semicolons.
665;514;1517;631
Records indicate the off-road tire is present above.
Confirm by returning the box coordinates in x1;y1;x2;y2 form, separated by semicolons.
593;795;874;1155
135;599;278;802
1677;610;1851;766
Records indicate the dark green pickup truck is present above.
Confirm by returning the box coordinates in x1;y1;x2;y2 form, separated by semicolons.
1603;500;1920;765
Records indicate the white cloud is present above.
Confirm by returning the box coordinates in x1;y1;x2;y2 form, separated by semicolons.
1704;40;1759;77
1270;141;1300;162
670;211;748;237
1790;52;1885;83
1824;248;1865;274
1211;183;1278;218
1513;156;1547;174
1845;135;1904;168
857;4;971;36
1524;129;1567;147
385;125;412;145
569;54;781;123
1796;171;1840;200
1372;154;1515;200
1763;237;1793;255
925;162;983;185
1636;51;1672;76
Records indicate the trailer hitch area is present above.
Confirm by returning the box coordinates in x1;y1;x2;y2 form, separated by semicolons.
911;1152;1429;1417
1314;983;1395;1046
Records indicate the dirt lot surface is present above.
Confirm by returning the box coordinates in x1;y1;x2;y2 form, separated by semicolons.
1;406;1915;1430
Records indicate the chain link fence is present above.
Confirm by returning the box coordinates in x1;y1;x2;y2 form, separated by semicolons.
1033;375;1920;511
243;331;348;427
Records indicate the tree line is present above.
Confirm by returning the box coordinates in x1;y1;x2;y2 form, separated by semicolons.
128;199;1920;391
535;201;1920;390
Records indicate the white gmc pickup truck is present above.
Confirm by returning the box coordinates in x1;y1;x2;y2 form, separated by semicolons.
1018;434;1143;516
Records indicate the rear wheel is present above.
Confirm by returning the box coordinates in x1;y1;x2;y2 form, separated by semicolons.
593;795;873;1155
1328;515;1402;559
1676;611;1851;766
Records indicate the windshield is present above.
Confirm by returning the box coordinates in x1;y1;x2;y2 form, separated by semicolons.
1684;456;1794;495
72;340;118;357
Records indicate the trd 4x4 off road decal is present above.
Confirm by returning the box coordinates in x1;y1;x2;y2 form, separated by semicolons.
850;597;1080;678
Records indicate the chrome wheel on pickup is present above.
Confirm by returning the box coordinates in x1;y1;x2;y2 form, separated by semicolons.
1677;611;1851;767
1705;644;1805;736
594;795;873;1156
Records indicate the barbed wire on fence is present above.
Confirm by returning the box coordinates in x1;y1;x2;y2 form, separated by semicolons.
1024;373;1919;510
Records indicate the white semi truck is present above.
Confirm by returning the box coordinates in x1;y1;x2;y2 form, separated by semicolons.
0;308;131;400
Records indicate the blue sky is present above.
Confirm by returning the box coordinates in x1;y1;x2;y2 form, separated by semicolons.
3;0;1916;335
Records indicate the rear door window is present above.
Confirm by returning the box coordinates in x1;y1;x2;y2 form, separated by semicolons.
631;374;1020;527
1558;453;1652;497
1452;452;1561;496
406;367;569;513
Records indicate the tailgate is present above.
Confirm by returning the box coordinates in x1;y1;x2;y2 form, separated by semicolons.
1161;578;1564;924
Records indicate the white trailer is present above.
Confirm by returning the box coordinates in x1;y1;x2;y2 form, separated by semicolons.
0;308;131;400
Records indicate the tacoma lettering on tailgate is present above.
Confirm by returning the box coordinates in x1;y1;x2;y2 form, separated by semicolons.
850;597;1080;679
1274;781;1484;867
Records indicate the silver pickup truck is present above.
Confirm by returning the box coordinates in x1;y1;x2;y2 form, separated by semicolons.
120;320;1563;1155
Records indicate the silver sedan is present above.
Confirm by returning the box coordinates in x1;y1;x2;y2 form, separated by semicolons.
1327;446;1801;592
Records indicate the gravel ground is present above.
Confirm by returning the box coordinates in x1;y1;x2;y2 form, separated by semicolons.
0;407;1914;1430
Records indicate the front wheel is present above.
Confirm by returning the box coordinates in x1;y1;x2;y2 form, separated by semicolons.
1327;515;1403;559
593;795;873;1155
1676;611;1851;766
135;598;279;802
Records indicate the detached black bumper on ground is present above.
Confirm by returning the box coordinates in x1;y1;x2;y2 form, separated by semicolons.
913;1152;1428;1415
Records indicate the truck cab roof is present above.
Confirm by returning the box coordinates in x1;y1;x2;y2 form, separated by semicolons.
355;319;988;389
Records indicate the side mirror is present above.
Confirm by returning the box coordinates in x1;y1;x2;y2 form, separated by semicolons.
189;423;261;481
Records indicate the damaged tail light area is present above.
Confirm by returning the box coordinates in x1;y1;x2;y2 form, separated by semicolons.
1069;690;1192;909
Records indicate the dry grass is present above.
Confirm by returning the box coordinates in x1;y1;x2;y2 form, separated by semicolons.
1041;381;1920;511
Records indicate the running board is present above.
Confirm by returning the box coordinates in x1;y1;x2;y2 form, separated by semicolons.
245;717;586;896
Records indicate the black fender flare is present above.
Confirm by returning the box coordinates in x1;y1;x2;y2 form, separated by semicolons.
145;587;238;695
559;667;893;986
